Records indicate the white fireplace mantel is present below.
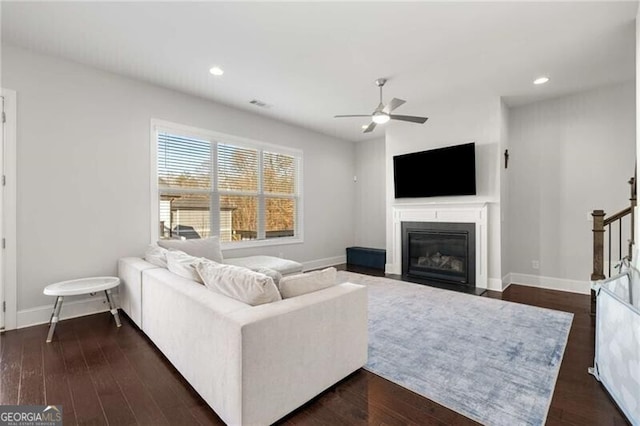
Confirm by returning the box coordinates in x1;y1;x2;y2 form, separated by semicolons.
387;202;489;289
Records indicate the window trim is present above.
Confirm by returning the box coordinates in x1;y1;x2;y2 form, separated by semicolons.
150;119;304;249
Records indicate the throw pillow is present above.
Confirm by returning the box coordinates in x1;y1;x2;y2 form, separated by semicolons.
196;259;281;306
166;250;204;283
255;267;283;288
158;236;224;263
144;245;169;268
278;267;337;299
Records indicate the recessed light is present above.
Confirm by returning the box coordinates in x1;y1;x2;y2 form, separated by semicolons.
533;76;549;85
361;124;369;129
209;66;224;76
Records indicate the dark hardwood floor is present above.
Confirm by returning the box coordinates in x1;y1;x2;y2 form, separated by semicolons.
0;267;629;425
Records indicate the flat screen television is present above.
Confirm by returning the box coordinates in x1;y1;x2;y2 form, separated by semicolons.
393;142;476;198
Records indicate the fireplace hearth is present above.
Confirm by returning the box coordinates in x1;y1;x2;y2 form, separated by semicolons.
402;221;476;288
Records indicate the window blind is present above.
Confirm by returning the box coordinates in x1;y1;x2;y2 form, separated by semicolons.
158;133;211;189
263;151;296;195
218;144;258;192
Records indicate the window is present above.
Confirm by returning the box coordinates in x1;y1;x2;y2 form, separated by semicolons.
153;122;302;246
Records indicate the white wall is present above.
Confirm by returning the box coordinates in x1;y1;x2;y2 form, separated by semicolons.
3;45;356;312
507;82;636;286
385;93;503;288
500;99;510;284
354;137;385;249
636;12;640;255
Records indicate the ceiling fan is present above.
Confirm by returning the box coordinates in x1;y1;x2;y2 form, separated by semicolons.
334;78;429;133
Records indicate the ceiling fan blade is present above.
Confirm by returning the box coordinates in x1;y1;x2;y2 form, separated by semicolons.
389;114;429;124
363;122;377;133
334;114;371;118
383;98;406;114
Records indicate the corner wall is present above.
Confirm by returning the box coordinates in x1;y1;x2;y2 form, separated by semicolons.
2;44;356;316
507;82;636;293
500;99;510;287
636;12;640;254
354;137;386;249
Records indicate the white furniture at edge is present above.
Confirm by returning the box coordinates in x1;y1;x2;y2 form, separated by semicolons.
43;276;122;343
117;257;368;426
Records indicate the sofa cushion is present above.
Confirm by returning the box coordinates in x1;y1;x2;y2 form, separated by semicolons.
224;255;303;276
166;250;204;283
255;267;283;288
144;245;169;268
158;236;223;263
196;259;282;306
278;267;337;299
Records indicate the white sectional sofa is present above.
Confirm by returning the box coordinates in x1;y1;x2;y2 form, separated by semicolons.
223;255;304;276
118;257;368;426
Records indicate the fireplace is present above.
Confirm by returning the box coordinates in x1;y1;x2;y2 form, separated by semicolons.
401;221;476;287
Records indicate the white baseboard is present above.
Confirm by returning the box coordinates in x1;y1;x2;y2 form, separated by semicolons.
302;255;346;272
508;273;590;295
17;295;113;329
487;278;504;291
385;263;400;275
502;273;513;292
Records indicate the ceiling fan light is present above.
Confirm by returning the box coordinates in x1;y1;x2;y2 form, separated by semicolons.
209;66;224;76
372;112;390;124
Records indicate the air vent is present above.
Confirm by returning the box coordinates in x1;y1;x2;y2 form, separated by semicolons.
249;99;271;109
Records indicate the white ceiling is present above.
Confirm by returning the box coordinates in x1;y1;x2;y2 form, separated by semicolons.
2;1;637;142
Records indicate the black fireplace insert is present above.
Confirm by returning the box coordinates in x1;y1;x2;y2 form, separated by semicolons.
401;221;476;287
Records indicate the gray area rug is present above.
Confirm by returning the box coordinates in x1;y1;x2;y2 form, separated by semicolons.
337;271;573;426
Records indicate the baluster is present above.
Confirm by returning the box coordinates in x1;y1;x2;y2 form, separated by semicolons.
619;220;622;267
608;223;612;277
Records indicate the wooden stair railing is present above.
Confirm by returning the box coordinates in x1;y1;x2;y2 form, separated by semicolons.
591;176;637;314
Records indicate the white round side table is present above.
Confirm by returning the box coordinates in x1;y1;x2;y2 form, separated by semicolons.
43;276;122;343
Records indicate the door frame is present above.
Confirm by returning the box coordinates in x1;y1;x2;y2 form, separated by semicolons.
1;89;17;331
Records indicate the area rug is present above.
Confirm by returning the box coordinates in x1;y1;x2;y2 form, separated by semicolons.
336;271;573;426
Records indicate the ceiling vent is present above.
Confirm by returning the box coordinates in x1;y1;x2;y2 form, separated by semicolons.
249;99;271;109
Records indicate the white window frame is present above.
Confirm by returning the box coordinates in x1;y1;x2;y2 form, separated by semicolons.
150;119;304;249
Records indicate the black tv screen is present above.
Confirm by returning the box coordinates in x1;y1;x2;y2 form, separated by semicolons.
394;143;476;198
